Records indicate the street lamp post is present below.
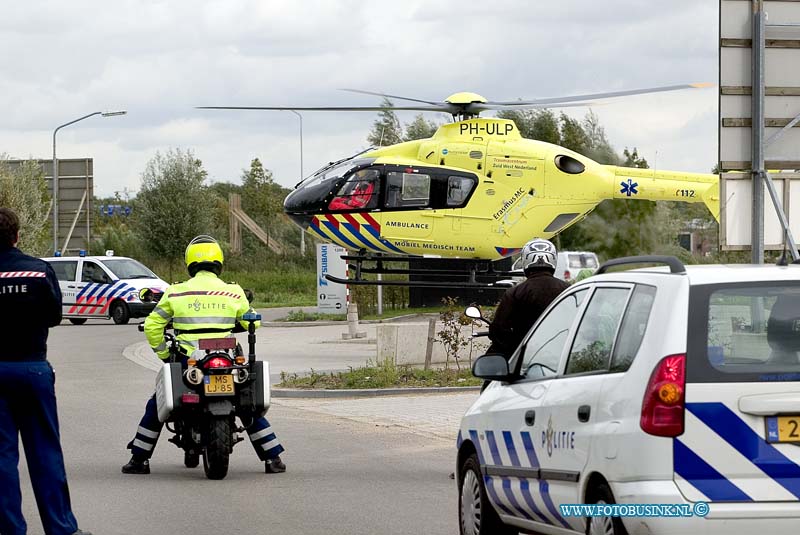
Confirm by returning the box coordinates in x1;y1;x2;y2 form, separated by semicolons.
287;110;305;255
52;110;126;253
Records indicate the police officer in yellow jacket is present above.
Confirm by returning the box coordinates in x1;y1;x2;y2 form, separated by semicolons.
121;235;286;475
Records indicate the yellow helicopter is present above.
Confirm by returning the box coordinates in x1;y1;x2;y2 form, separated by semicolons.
199;85;718;287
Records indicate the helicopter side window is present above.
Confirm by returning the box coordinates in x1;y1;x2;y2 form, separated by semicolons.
328;169;379;211
446;176;476;207
385;172;430;208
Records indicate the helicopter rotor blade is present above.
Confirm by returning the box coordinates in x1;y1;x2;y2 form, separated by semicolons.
196;104;454;112
483;83;713;108
339;88;443;106
469;101;602;113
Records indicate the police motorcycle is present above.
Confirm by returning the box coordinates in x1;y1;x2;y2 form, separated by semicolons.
138;309;270;480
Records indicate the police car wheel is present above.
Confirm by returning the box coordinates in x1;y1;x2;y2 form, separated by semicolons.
459;454;516;535
586;483;628;535
68;318;87;325
111;301;130;325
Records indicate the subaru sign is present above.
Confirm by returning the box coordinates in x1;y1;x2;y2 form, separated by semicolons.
316;244;347;314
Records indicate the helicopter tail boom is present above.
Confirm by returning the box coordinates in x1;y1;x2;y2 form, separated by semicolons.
606;166;720;222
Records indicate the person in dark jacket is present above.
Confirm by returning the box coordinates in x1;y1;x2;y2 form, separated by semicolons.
0;208;91;535
489;238;569;357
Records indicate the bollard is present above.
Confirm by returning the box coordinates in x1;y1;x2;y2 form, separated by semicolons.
424;317;436;370
342;303;367;340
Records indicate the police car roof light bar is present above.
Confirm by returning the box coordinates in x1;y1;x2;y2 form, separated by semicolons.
596;255;686;275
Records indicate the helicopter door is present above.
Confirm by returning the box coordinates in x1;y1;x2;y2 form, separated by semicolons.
381;169;435;241
444;174;477;232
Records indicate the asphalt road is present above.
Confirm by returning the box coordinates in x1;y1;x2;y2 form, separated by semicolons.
16;320;458;535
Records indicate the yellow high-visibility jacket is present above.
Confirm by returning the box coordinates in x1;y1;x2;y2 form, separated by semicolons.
144;270;260;360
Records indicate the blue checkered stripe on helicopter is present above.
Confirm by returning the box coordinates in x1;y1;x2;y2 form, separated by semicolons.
675;402;800;502
458;429;574;529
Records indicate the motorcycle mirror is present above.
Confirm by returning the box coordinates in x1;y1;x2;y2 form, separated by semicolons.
464;306;482;320
137;324;144;332
244;289;254;303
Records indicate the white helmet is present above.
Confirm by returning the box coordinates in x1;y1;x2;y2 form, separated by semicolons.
521;238;557;273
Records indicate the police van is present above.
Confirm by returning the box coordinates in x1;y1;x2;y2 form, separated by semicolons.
498;251;600;287
458;256;800;535
43;252;168;325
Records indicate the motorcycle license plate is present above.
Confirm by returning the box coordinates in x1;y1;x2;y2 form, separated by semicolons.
204;374;234;396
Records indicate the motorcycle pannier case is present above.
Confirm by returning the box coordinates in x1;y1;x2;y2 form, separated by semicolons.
155;362;190;422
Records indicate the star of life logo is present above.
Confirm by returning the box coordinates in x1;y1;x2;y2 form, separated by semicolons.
620;178;639;197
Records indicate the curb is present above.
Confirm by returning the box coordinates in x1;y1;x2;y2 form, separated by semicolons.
272;385;481;398
263;313;440;328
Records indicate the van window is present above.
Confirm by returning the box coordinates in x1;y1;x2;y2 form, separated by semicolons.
565;287;630;375
50;261;77;282
567;253;599;269
688;283;800;382
81;262;111;284
610;285;656;372
102;259;156;279
519;288;588;379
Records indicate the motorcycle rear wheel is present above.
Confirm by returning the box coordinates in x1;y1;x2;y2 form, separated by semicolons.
203;416;232;480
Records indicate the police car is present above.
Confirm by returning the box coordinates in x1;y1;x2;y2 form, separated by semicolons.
43;251;168;325
458;256;800;535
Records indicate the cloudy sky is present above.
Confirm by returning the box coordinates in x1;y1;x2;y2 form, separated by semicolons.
1;0;718;198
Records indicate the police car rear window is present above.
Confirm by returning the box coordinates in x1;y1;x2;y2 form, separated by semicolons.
688;282;800;382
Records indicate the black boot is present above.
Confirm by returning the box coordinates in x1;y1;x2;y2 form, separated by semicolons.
121;456;150;474
264;456;286;474
71;530;93;535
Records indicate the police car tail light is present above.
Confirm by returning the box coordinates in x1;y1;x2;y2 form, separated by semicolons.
564;269;572;280
205;356;233;369
640;354;686;437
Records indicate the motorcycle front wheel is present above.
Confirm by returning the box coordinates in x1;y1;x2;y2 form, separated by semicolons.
203;416;232;480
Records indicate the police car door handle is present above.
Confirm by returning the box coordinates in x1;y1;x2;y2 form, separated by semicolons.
524;410;535;426
578;405;591;422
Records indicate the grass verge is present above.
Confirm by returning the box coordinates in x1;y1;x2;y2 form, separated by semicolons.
278;359;482;389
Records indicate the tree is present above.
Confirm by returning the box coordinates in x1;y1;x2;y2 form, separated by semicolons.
367;98;403;147
240;158;284;238
622;147;648;168
403;114;439;141
582;111;619;165
497;109;561;144
131;149;216;274
560;113;590;154
0;157;50;256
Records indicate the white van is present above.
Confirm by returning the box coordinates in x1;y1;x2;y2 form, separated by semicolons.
499;251;600;286
43;253;168;325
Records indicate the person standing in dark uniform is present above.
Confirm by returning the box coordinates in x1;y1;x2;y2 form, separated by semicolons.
488;238;570;357
0;208;91;535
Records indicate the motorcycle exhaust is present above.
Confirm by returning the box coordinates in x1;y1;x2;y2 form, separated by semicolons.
185;367;204;386
233;368;249;384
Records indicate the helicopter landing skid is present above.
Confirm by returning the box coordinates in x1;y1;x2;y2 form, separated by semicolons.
326;254;519;289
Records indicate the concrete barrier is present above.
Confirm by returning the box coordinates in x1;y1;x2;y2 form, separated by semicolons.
376;322;490;366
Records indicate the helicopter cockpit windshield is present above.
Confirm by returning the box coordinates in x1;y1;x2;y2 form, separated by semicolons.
298;156;375;189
